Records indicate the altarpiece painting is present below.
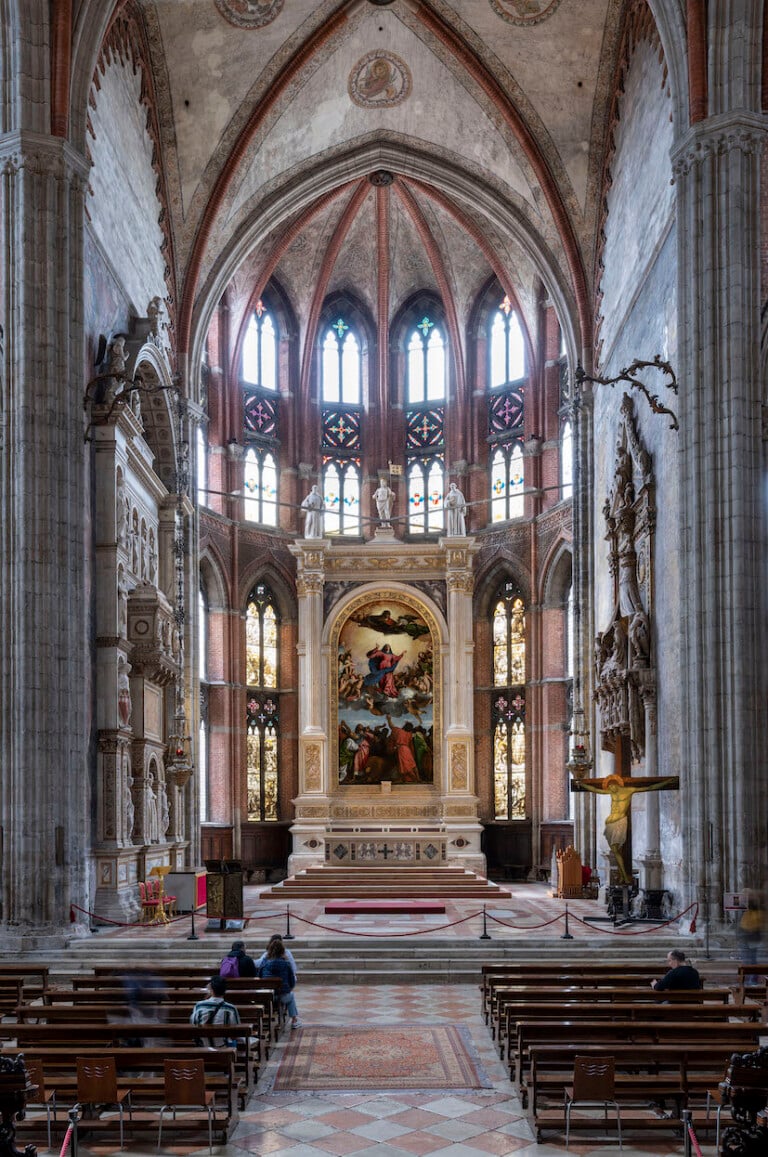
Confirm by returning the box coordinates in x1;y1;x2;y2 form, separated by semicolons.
335;597;435;786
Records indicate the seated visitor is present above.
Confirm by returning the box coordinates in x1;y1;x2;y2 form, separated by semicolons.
256;933;297;979
190;975;240;1046
259;938;302;1029
220;938;258;978
651;948;702;991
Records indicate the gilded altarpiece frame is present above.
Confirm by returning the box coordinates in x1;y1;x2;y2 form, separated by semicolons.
331;590;441;789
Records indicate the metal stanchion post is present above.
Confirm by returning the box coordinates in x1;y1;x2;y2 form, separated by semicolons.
187;903;199;941
284;904;295;940
69;1104;81;1157
561;902;574;940
479;904;491;940
681;1108;692;1157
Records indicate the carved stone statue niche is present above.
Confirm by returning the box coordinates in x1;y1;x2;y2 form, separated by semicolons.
593;396;656;763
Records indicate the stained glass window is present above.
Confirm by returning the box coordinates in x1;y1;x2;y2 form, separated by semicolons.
242;307;277;390
492;585;526;820
490;303;525;387
322;457;361;536
243;449;278;526
407;318;445;404
196;425;208;508
246;584;279;822
407;457;444;534
561;419;573;500
322;408;361;451
322;321;361;405
490;442;524;522
244;391;277;439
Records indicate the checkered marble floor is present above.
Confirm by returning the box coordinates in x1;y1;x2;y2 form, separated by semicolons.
69;983;706;1157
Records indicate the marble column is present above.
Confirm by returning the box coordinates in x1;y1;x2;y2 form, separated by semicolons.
0;131;91;944
441;537;484;872
673;111;768;913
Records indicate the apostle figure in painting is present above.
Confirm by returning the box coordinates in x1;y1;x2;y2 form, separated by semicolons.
364;643;403;698
300;484;324;538
385;715;420;782
373;481;395;525
444;482;467;536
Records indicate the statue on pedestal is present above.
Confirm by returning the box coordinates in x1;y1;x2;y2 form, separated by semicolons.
300;484;324;538
444;482;467;536
373;481;395;525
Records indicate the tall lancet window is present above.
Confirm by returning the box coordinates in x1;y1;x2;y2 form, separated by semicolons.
245;583;279;822
492;582;527;819
242;300;279;526
321;317;362;535
198;586;209;824
406;316;445;534
488;296;526;522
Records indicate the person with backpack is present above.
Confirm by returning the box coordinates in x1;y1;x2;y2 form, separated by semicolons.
259;938;302;1029
220;939;258;978
189;976;240;1047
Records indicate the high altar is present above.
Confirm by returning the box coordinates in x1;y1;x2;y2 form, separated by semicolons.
288;531;485;875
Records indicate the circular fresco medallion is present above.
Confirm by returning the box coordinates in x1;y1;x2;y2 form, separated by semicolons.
214;0;283;30
348;51;412;109
489;0;564;26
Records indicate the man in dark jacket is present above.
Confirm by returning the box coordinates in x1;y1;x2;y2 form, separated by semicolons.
220;939;258;978
652;949;702;990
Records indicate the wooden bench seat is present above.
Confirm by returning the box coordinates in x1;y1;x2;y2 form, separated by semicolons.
510;1019;766;1082
491;985;733;1043
527;1043;750;1115
42;985;280;1049
9;1021;260;1093
498;998;750;1060
482;967;659;1021
5;1045;238;1146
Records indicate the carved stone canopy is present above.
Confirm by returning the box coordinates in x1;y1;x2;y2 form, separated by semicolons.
127;583;181;686
594;396;656;761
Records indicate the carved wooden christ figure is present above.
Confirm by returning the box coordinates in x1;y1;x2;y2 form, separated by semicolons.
572;773;679;884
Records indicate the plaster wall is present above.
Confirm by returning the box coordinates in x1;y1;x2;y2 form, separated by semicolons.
88;56;166;315
598;37;674;361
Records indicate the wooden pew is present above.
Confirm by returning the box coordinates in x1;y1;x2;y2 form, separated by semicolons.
510;1018;766;1085
0;964;50;991
731;962;768;1004
527;1042;753;1116
10;1021;261;1093
43;985;279;1051
492;986;736;1050
482;966;659;1021
4;1046;238;1146
498;999;751;1061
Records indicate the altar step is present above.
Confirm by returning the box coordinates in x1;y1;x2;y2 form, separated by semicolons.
260;865;512;900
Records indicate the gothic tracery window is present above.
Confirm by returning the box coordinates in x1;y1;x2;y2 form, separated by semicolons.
488;298;525;522
492;583;527;819
245;583;279;822
321;316;362;535
406;315;445;534
242;301;279;527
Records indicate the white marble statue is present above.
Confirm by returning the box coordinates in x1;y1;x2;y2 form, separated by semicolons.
373;481;395;525
300;484;324;538
444;482;467;536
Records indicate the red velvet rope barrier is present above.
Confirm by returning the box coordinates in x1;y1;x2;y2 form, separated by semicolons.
59;1123;74;1157
71;903;286;928
284;910;484;937
686;1121;704;1157
70;899;698;938
568;901;698;937
487;911;565;930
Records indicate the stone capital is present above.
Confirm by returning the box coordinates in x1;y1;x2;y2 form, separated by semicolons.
671;112;766;179
0;130;90;187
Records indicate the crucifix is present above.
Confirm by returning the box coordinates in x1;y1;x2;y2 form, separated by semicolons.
571;765;679;884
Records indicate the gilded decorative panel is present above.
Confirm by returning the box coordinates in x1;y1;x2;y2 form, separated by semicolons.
450;744;469;791
304;743;322;792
